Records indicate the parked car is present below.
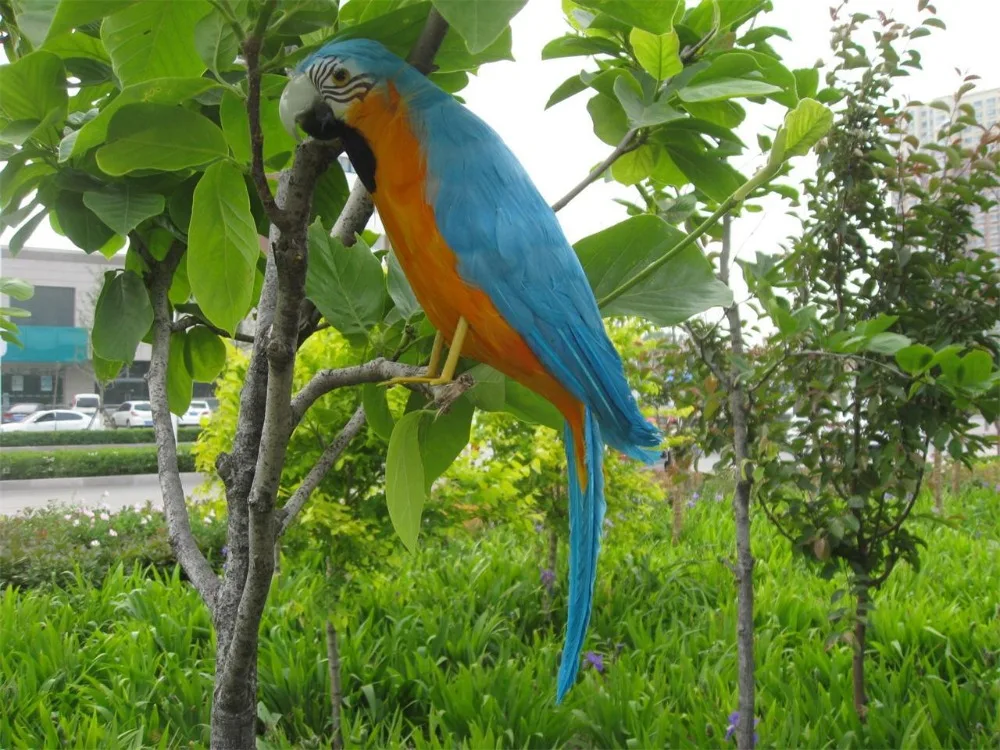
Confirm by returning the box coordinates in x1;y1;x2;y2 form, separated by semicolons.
0;409;104;433
109;401;153;428
1;402;44;424
179;400;212;427
70;393;101;415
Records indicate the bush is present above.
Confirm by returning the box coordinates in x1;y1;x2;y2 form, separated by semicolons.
0;502;226;589
0;426;201;447
0;445;195;480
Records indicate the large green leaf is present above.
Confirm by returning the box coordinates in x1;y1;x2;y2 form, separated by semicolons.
587;94;628;146
167;331;194;416
614;77;683;127
541;35;621;60
12;0;60;48
610;144;657;185
184;326;227;382
0;50;67;146
82;186;165;235
678;77;782;102
311;161;351;229
577;0;681;34
53;192;117;252
770;98;833;162
431;0;527;54
46;0;138;42
465;364;563;430
194;9;240;78
362;383;395;441
92;270;153;363
92;352;125;383
630;28;682;81
386;250;422;321
664;143;744;202
187;162;259;335
305;222;387;337
101;0;209;86
219;90;297;167
96;103;228;175
576;214;733;325
418;396;474;488
385;410;427;553
66;78;222;160
546;74;588;109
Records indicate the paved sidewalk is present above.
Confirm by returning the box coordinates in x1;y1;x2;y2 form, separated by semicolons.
0;473;213;515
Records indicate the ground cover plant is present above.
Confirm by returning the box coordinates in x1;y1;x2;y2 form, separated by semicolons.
0;427;201;448
0;444;196;480
1;475;997;748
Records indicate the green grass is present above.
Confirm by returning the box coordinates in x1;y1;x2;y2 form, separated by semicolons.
0;444;196;480
0;484;997;748
0;427;201;448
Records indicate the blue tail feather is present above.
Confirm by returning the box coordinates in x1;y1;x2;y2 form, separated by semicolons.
556;408;606;703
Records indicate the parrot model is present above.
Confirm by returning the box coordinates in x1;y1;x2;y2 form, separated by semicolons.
281;39;661;701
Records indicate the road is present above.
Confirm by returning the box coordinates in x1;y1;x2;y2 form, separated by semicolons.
0;473;213;516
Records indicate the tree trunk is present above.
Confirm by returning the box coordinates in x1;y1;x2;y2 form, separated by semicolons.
326;621;343;750
932;449;943;513
950;459;960;497
211;615;259;749
852;585;869;720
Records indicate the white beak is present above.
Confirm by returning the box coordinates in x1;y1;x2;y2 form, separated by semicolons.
279;74;321;143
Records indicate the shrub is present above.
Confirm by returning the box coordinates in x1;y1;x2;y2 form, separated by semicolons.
0;445;195;480
0;502;226;589
0;427;201;448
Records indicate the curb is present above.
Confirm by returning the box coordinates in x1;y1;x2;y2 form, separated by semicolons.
0;473;209;491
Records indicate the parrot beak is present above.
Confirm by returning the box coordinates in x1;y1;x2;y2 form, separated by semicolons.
280;74;340;142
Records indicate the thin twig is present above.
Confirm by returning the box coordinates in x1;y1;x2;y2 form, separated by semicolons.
290;358;423;426
172;314;255;344
244;0;286;230
278;406;366;534
551;129;644;213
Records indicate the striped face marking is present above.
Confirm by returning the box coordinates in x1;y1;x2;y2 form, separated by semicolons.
307;56;375;111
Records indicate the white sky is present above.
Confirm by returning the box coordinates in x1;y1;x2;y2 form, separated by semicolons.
6;0;999;275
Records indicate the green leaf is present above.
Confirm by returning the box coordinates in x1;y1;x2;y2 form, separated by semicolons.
53;192;117;252
385;410;427;553
167;331;194;416
306;223;387;337
465;364;563;430
92;352;124;383
0;161;56;212
895;344;935;375
66;78;222;161
96;103;228;176
82;187;165;235
430;0;527;54
46;0;138;42
865;332;912;355
771;98;832;163
101;0;209;87
793;67;819;99
610;144;657;185
586;94;628;146
7;210;48;255
419;396;474;488
311;162;351;230
0;277;34;301
546;73;588;109
387;250;422;321
362;383;395;441
541;35;620;60
92;270;153;363
576;215;733;325
0;50;67;146
956;350;993;386
678;77;782;103
194;9;240;77
630;28;682;81
219;89;298;167
187;162;259;335
614;77;683;127
185;326;227;382
577;0;680;33
664;144;744;202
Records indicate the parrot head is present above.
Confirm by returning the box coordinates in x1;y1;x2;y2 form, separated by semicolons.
280;39;415;190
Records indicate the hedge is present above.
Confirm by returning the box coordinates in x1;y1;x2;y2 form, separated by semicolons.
0;445;196;480
0;427;201;448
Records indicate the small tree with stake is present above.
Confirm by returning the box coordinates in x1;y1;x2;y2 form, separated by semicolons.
747;6;999;720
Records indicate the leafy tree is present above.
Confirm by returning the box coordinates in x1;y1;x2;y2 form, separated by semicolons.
0;0;830;746
739;7;1000;720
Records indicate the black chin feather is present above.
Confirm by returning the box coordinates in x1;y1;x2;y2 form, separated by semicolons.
299;102;377;193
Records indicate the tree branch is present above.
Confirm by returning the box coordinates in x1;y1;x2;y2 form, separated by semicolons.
244;0;286;230
173;314;255;344
278;406;367;534
406;8;449;73
147;242;220;606
551;129;644;213
291;358;423;426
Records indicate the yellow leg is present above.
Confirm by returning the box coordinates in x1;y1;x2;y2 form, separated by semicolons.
426;331;444;379
384;318;468;387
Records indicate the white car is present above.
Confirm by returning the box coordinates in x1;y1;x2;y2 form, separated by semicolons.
70;393;101;415
110;400;154;428
0;409;104;433
179;400;212;427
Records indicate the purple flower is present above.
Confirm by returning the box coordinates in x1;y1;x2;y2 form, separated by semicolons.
584;651;605;674
956;272;968;285
534;521;544;534
715;492;724;502
686;500;697;509
725;711;760;746
221;546;229;559
692;491;701;500
540;567;555;590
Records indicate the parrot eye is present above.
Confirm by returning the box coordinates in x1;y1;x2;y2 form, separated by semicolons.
332;67;349;85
